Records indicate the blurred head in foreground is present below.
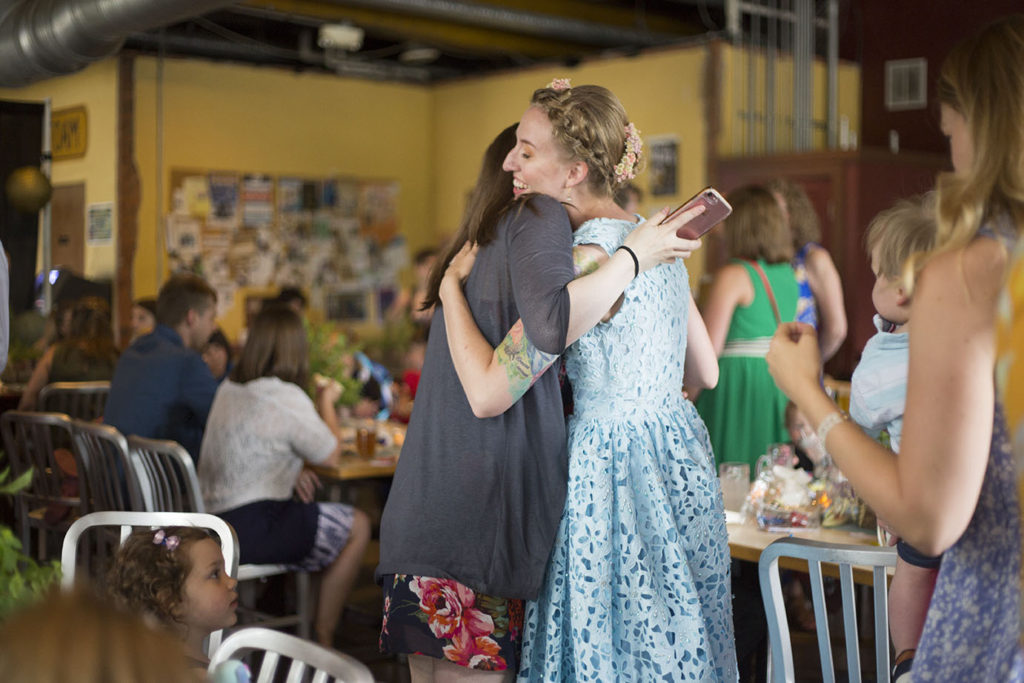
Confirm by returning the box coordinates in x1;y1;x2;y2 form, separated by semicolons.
0;585;194;683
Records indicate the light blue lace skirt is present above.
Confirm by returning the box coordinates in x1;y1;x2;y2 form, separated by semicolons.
518;399;738;682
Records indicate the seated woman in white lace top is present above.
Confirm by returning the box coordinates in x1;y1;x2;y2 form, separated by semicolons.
198;303;370;647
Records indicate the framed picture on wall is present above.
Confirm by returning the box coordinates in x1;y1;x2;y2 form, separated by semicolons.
648;136;679;197
326;287;373;323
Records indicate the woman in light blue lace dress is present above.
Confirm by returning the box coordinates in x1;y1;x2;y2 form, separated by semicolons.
767;16;1024;681
440;82;737;681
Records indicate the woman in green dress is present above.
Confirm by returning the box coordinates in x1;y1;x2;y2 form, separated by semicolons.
695;184;798;475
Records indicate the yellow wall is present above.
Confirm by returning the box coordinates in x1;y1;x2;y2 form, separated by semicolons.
716;43;861;156
432;44;860;291
1;42;860;338
133;57;434;337
0;60;119;279
433;47;713;284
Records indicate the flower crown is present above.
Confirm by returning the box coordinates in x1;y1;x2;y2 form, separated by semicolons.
614;122;642;184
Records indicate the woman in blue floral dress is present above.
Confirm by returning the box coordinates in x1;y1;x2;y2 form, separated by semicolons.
767;16;1024;681
441;82;737;681
378;101;713;679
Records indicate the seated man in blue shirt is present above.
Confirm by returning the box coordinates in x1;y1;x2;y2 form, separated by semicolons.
105;273;219;463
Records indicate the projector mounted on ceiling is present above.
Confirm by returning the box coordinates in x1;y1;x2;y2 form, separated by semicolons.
318;23;364;52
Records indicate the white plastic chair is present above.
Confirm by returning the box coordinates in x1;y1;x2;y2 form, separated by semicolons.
126;435;313;639
61;510;239;653
759;536;898;683
208;626;374;683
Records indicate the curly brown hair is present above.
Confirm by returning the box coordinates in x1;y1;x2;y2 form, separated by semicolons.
767;178;822;247
106;526;214;628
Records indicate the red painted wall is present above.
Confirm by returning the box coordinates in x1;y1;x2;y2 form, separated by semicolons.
848;0;1022;154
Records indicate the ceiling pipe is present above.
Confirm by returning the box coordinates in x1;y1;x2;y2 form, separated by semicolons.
126;31;450;83
0;0;238;87
320;0;680;47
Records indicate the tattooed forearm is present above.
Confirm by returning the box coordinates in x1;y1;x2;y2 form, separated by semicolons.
573;248;600;278
495;320;559;400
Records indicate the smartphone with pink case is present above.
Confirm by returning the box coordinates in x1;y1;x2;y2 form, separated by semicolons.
667;187;733;239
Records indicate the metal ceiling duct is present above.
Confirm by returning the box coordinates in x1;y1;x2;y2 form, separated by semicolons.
321;0;679;47
0;0;238;87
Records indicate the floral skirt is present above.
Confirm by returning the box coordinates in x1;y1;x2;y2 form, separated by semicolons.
379;574;523;672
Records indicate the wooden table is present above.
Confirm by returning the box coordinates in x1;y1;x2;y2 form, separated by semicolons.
310;446;399;507
727;519;891;584
311;447;399;481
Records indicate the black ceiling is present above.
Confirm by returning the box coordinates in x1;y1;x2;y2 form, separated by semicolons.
123;0;733;84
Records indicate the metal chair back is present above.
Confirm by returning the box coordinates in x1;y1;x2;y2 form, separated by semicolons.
61;510;239;654
208;626;374;683
759;536;898;683
0;410;81;556
38;381;110;421
127;435;204;513
125;435;312;639
71;419;139;512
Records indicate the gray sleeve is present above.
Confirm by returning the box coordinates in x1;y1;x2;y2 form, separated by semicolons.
0;240;8;374
506;195;575;355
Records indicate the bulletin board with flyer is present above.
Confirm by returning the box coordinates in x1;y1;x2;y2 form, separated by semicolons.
165;169;408;325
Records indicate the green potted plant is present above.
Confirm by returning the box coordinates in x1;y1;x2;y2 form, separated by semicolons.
0;461;62;620
305;319;362;407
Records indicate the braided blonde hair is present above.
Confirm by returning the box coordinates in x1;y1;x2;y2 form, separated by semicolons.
530;84;640;198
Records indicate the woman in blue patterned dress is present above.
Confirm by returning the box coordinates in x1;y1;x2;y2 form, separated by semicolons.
767;178;847;363
767;15;1024;681
379;118;713;680
440;83;737;681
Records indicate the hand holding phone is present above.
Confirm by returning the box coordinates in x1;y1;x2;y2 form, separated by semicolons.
665;187;732;239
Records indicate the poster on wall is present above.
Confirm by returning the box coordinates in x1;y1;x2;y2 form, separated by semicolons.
166;214;202;271
183;175;211;218
241;174;274;228
87;202;113;244
648;136;679;197
207;174;240;230
359;181;400;245
169;168;406;326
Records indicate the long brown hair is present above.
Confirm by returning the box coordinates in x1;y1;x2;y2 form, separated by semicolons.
932;14;1024;257
230;303;309;388
422;124;518;310
64;296;118;363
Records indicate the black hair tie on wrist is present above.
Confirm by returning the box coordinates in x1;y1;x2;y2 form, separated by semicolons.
616;245;640;278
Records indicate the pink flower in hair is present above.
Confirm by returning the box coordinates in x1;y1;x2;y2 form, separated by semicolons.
547;78;571;92
614;122;643;183
152;529;180;551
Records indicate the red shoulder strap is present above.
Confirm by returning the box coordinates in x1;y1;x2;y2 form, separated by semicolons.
747;260;782;326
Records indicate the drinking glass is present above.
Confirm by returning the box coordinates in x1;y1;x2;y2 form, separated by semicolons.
718;461;751;512
355;421;377;459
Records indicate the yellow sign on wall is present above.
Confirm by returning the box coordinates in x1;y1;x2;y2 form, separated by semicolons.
51;106;88;160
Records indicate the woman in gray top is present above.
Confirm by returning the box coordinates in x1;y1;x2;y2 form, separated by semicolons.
378;114;705;679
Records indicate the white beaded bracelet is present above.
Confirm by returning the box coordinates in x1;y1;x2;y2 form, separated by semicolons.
816;411;850;451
